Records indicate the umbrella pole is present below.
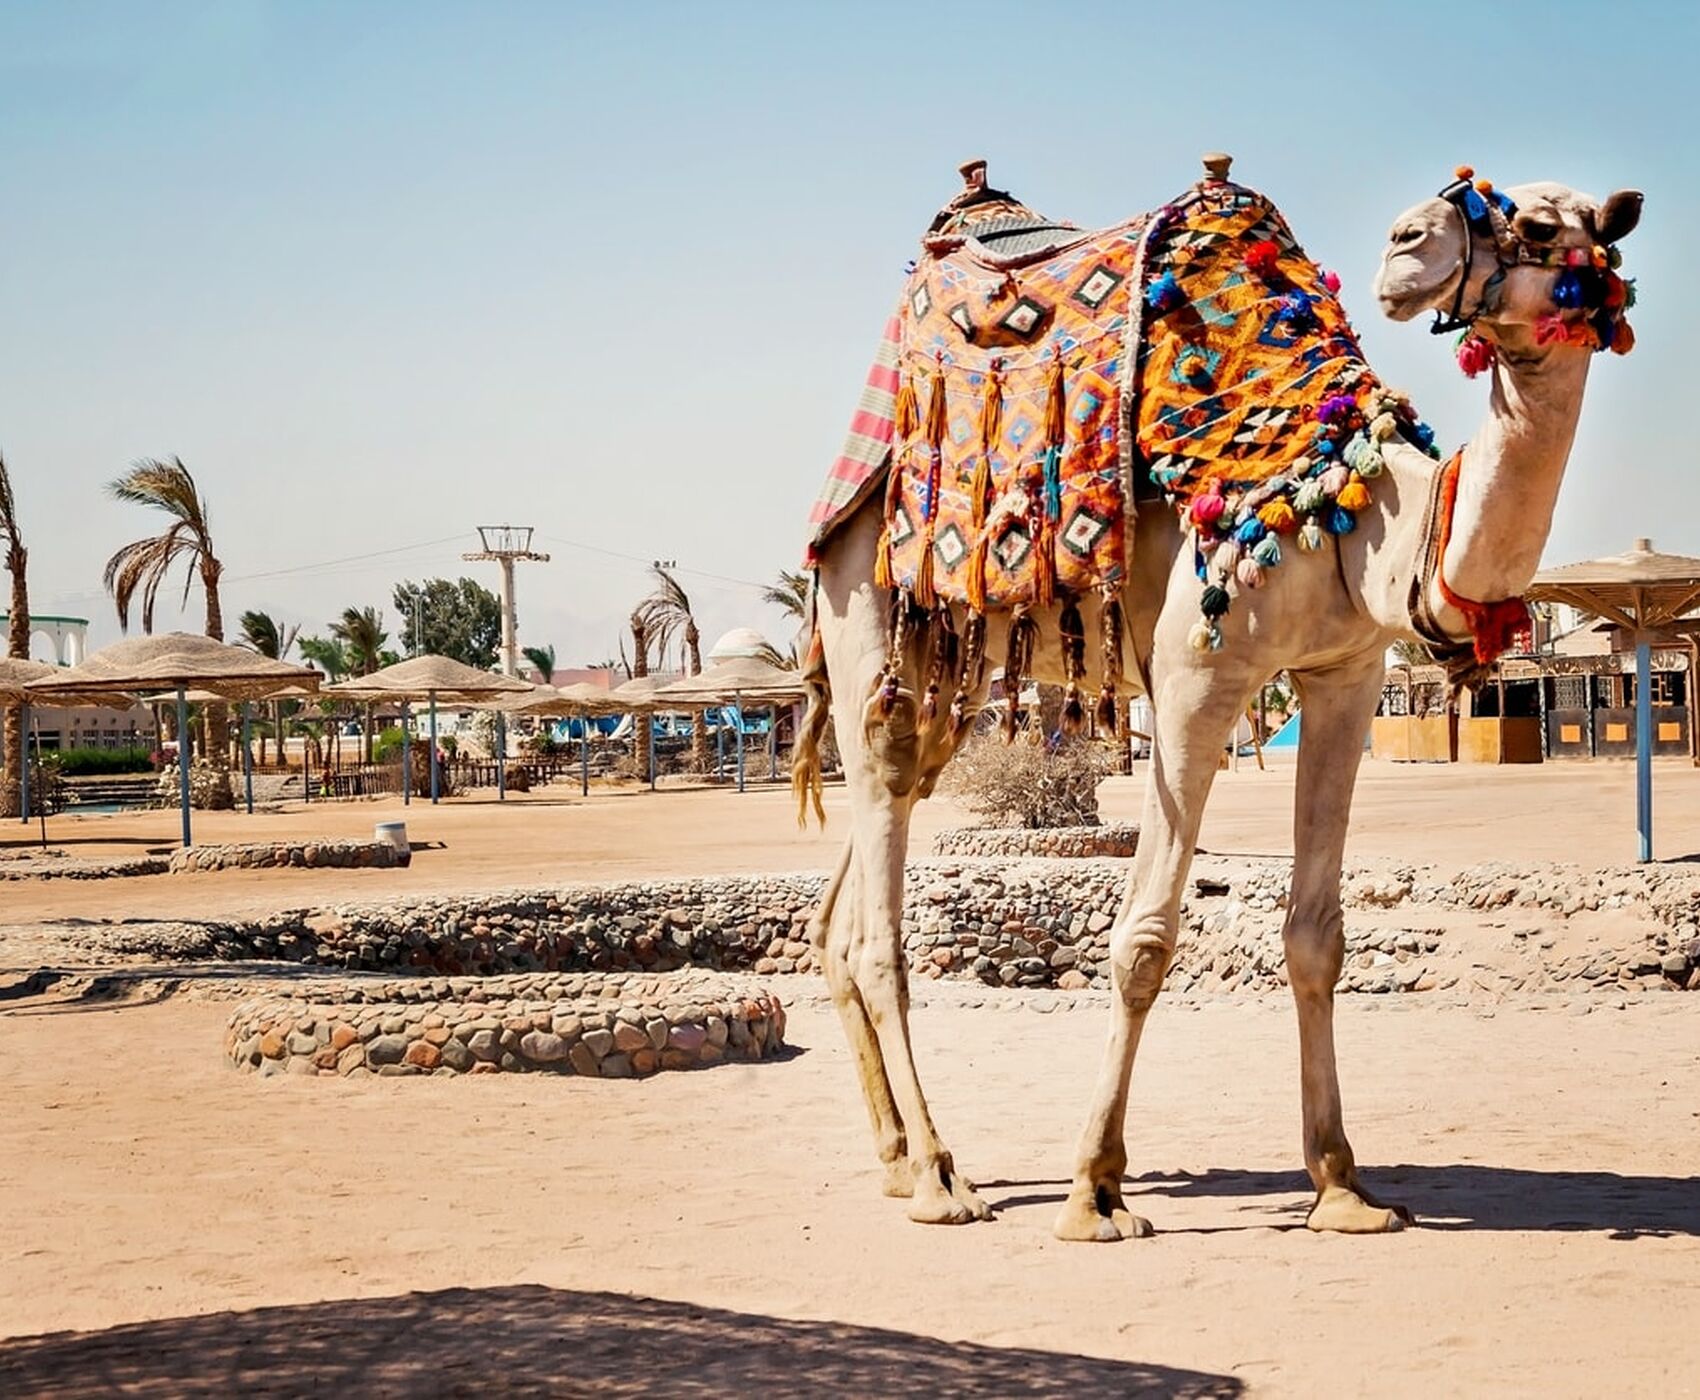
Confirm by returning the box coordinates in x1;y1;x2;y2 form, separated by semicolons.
769;705;777;782
1636;639;1653;862
647;713;655;790
429;693;440;804
18;700;29;825
401;702;412;805
241;703;254;815
580;718;588;797
28;708;46;848
176;685;192;847
497;711;507;801
735;694;746;794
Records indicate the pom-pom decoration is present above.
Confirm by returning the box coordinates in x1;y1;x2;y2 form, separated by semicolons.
1199;583;1231;619
1252;535;1282;568
1243;239;1281;278
1321;268;1342;294
1297;519;1324;552
1235;557;1265;589
1551;269;1585;309
1258;499;1297;533
1325;505;1356;536
1319;464;1350;497
1190;490;1226;526
1336;473;1372;512
1455;333;1496;378
1146;270;1184;313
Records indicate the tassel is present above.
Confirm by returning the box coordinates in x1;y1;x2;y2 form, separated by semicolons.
965;540;986;614
1552;268;1585;309
1244;239;1281;279
1369;412;1399;442
893;370;918;441
1191;489;1227;527
1188;619;1219;652
1325;505;1356;535
948;611;987;738
1298;519;1324;552
1033;508;1057;608
1199;583;1231;620
1098;588;1124;734
1257;499;1297;534
1252;535;1282;568
924;353;947;449
1002;608;1037;742
874;461;903;591
1059;596;1087;735
1612;320;1635;354
1235;516;1266;547
915;533;937;609
1319;464;1351;497
1041;349;1066;460
977;361;1003;488
1236;557;1265;589
874;530;894;590
1336;472;1372;512
1456;333;1496;378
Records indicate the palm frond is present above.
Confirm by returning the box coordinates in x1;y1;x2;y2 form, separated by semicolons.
761;569;811;620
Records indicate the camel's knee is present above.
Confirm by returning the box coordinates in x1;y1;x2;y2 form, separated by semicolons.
1283;900;1345;997
859;691;924;797
1109;928;1173;1012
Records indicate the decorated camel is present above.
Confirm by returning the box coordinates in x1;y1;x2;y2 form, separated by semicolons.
793;154;1641;1237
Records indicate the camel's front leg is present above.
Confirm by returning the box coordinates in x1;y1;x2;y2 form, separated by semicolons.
1285;658;1413;1233
1055;652;1256;1242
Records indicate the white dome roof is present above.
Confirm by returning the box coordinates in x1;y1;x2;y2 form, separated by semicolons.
708;627;772;661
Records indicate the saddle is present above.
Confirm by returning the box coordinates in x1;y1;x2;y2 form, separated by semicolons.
807;157;1442;723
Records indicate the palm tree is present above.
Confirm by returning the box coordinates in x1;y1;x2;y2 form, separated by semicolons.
763;569;811;663
1;454;29;816
331;606;388;759
522;644;556;684
237;609;300;765
640;565;709;771
629;610;649;680
104;458;230;771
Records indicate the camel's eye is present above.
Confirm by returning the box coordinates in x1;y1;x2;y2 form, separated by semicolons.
1517;217;1560;243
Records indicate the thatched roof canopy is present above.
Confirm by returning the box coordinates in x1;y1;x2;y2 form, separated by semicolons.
24;632;321;702
325;654;532;705
653;655;806;706
1529;538;1700;635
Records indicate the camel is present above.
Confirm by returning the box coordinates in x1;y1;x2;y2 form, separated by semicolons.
795;156;1642;1237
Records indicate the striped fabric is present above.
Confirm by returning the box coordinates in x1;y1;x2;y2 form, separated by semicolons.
804;310;901;565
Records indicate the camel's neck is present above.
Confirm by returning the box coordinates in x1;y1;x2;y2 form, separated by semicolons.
1436;346;1591;606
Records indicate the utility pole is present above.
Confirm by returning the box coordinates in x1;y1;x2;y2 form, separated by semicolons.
463;526;550;675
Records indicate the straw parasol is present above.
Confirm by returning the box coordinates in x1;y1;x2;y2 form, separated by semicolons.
2;659;133;832
25;633;322;846
654;656;806;792
326;654;531;804
1528;537;1700;861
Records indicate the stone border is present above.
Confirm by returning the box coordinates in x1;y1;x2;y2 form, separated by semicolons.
224;970;786;1078
170;840;404;874
931;824;1138;860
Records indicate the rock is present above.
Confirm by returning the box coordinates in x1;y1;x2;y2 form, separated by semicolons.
668;1023;707;1053
644;1017;669;1051
404;1040;442;1070
631;1048;658;1074
286;1030;317;1056
1661;952;1690;978
517;1030;567;1062
568;1043;599;1075
337;1044;366;1075
467;1029;500;1062
440;1039;474;1072
1057;969;1090;991
582;1028;615;1058
330;1024;358;1052
366;1034;409;1066
258;1031;286;1060
612;1023;649;1054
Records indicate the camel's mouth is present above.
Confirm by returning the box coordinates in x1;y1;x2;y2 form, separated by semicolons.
1374;252;1459;322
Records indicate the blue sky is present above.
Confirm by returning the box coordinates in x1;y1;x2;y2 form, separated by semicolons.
1;0;1690;664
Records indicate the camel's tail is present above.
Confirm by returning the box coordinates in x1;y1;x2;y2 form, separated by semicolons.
791;623;830;828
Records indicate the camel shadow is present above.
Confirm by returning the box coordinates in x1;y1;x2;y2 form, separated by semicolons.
984;1165;1700;1238
0;1285;1241;1398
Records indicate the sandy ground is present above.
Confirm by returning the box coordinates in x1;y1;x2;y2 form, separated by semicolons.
1;989;1696;1395
3;759;1699;1395
5;754;1699;929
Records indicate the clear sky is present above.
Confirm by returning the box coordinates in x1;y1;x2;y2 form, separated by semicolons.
1;0;1690;665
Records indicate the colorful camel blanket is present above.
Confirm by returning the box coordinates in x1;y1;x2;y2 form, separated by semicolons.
806;171;1442;684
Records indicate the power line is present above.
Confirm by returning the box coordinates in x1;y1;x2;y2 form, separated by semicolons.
223;534;468;584
536;533;769;592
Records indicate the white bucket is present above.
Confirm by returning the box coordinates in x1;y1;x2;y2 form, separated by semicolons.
375;822;410;864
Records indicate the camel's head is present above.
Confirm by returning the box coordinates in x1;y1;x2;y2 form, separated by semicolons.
1375;171;1642;351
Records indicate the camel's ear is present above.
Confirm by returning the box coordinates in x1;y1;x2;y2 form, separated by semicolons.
1597;189;1643;244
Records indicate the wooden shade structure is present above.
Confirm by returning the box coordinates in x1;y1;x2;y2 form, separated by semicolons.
1528;538;1700;861
653;658;805;793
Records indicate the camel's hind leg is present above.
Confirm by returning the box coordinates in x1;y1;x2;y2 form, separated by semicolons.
808;835;912;1197
1284;658;1413;1233
1055;643;1257;1242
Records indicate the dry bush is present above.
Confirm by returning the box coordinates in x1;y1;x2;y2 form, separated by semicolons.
940;731;1114;829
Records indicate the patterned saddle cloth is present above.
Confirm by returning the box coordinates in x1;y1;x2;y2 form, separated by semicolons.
807;164;1440;713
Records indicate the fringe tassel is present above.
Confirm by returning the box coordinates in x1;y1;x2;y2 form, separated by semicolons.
875;592;915;718
964;361;1001;611
1002;607;1037;742
1096;587;1124;734
949;611;987;739
893;369;918;442
874;453;905;592
919;604;959;726
913;353;947;610
914;533;936;609
1033;516;1056;608
1059;596;1087;735
1037;350;1066;605
924;353;947;451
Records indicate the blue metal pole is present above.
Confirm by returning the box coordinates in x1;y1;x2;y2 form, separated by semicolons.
429;693;440;803
176;685;192;847
401;702;412;806
496;710;507;801
580;717;589;797
241;703;254;815
647;711;655;790
735;695;746;793
18;700;29;824
1636;640;1653;862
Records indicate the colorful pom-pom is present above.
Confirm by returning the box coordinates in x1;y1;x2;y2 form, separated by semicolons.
1370;412;1398;442
1213;539;1242;574
1297;519;1324;552
1293;480;1326;515
1199;583;1231;619
1277;290;1316;328
1456;334;1496;378
1608;245;1623;271
1343;435;1382;476
1612;319;1635;355
1258;499;1297;533
1336;473;1371;512
1454;165;1474;180
1316;394;1357;425
1235;557;1265;589
1252;535;1282;568
1244;239;1281;278
1321;268;1342;295
1319;464;1350;497
1411;421;1436;452
1325;505;1356;535
1146;271;1184;313
1188;619;1216;652
1603;274;1627;310
1552;269;1585;309
1234;516;1266;546
1190;491;1227;526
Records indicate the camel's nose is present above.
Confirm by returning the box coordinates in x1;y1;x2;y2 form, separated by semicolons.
1388;221;1427;250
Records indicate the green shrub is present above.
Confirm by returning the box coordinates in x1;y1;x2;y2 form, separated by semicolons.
372;727;408;764
52;746;155;777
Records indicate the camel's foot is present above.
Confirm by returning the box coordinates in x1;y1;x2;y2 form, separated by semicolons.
881;1156;916;1199
1306;1182;1413;1234
1053;1180;1153;1243
905;1160;992;1225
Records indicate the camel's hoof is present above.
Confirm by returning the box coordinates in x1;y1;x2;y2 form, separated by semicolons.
906;1166;992;1225
1053;1184;1154;1243
1306;1185;1413;1234
882;1157;917;1199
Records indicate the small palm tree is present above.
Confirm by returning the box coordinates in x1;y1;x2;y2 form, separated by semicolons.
1;454;29;816
641;565;709;771
297;635;350;682
522;644;556;684
331;606;388;759
104;457;230;772
763;569;811;663
237;609;301;765
628;611;649;679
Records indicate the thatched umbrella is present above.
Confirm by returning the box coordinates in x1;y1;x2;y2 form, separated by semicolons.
611;674;672;788
26;632;320;845
326;655;531;804
654;656;806;792
1528;537;1700;861
0;658;124;834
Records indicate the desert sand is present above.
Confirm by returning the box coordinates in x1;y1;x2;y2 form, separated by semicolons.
2;759;1698;1396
